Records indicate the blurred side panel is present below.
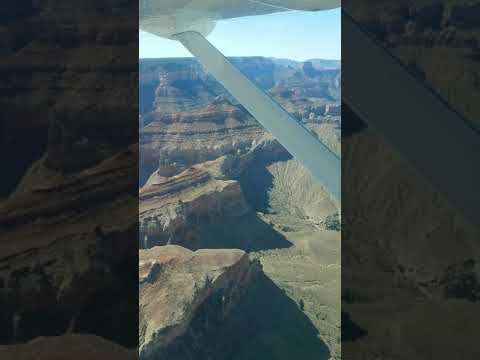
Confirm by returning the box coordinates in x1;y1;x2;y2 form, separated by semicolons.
0;0;139;357
342;1;480;359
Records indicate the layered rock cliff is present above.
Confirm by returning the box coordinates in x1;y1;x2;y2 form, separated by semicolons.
139;244;333;360
140;98;264;183
140;167;250;249
139;245;260;360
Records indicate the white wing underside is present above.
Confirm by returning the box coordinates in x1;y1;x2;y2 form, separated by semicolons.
140;0;340;37
140;0;339;20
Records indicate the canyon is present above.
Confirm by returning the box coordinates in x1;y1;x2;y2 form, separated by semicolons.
139;57;341;359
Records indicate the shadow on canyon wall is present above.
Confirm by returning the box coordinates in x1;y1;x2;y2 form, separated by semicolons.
143;212;292;253
156;272;330;360
192;213;292;252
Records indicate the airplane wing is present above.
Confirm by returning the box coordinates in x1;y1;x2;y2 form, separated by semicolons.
140;0;342;204
140;0;340;20
140;0;480;225
140;0;340;37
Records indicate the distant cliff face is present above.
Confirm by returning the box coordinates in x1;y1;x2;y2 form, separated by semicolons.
139;57;341;186
140;57;340;118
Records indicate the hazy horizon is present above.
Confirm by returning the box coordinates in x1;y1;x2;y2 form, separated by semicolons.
140;9;341;61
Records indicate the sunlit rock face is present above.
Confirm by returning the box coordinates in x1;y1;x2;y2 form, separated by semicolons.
139;245;261;360
139;166;251;250
140;99;264;182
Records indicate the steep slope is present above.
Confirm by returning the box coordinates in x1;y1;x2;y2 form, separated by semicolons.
139;245;260;360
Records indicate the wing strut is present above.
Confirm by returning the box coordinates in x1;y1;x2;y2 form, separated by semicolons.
174;31;341;203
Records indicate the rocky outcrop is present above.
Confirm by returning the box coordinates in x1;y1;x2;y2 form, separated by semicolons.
139;167;250;249
139;245;260;360
139;244;334;360
0;334;136;360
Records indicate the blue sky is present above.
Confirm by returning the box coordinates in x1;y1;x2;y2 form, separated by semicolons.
139;8;340;61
